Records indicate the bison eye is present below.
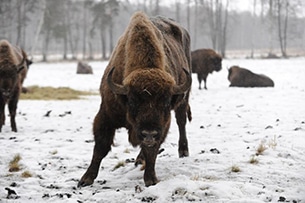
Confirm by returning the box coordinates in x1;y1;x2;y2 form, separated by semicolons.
127;98;139;109
164;99;171;108
128;101;136;108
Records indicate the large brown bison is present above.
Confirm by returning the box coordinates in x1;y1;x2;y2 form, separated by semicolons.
228;65;274;87
0;40;29;132
78;11;192;187
191;49;222;89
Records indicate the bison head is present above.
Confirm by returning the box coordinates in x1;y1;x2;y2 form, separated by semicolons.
209;55;222;73
107;67;191;147
0;57;25;99
227;66;238;82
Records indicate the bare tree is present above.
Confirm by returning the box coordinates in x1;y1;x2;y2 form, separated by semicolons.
219;0;229;58
186;0;191;31
175;0;181;22
30;0;46;56
91;0;119;60
275;0;288;57
250;0;257;58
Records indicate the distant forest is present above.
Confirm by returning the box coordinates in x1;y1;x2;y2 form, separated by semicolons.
0;0;304;61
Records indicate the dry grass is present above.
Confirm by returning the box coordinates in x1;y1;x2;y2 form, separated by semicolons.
21;171;33;178
231;165;241;173
268;135;278;149
9;154;22;172
256;143;267;156
20;86;96;100
249;156;259;164
113;161;125;171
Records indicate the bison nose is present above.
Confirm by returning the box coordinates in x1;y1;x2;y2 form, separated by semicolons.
2;91;10;97
141;130;158;137
141;130;158;142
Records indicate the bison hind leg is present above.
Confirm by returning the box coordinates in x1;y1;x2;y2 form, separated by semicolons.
175;104;190;158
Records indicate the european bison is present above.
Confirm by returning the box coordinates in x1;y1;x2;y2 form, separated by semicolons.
191;49;222;89
0;40;29;132
76;61;93;74
78;11;192;187
228;65;274;87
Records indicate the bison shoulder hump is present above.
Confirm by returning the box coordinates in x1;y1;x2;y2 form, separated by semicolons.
151;16;187;44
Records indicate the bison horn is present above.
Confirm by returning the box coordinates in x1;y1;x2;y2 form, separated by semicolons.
16;56;26;73
172;68;192;95
107;67;128;95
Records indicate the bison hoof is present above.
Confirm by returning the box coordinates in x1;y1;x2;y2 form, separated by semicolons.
144;177;159;187
179;150;189;158
78;176;94;188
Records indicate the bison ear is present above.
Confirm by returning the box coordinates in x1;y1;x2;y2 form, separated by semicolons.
16;56;26;73
26;59;33;66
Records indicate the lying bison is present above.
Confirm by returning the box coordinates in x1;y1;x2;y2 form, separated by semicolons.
78;11;192;187
76;61;93;74
0;40;29;132
228;65;274;87
191;49;222;89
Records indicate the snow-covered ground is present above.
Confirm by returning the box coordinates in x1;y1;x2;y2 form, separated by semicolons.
0;58;304;202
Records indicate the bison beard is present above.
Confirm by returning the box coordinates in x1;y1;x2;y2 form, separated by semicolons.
78;11;192;187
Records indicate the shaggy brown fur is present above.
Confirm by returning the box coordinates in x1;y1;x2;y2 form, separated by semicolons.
78;11;192;188
0;40;29;132
228;65;274;87
191;49;222;89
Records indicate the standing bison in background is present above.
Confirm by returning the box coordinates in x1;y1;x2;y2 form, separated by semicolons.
78;11;192;188
228;65;274;87
0;40;29;132
191;49;222;90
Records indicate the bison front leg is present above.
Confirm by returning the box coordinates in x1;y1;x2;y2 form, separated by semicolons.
0;100;5;132
8;97;18;132
141;145;159;187
197;74;202;90
78;112;115;187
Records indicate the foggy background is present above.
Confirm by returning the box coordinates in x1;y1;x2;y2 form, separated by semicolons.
0;0;304;61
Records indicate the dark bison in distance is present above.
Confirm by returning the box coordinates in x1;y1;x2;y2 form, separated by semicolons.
78;11;192;187
191;49;222;89
228;65;274;87
76;61;93;74
0;40;30;132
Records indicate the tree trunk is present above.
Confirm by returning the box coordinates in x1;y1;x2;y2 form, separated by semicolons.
220;0;229;58
42;29;50;62
192;0;198;49
175;0;180;22
16;1;22;46
250;0;257;58
186;0;191;31
109;18;114;56
268;0;274;55
30;0;46;56
100;25;106;60
82;2;87;60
